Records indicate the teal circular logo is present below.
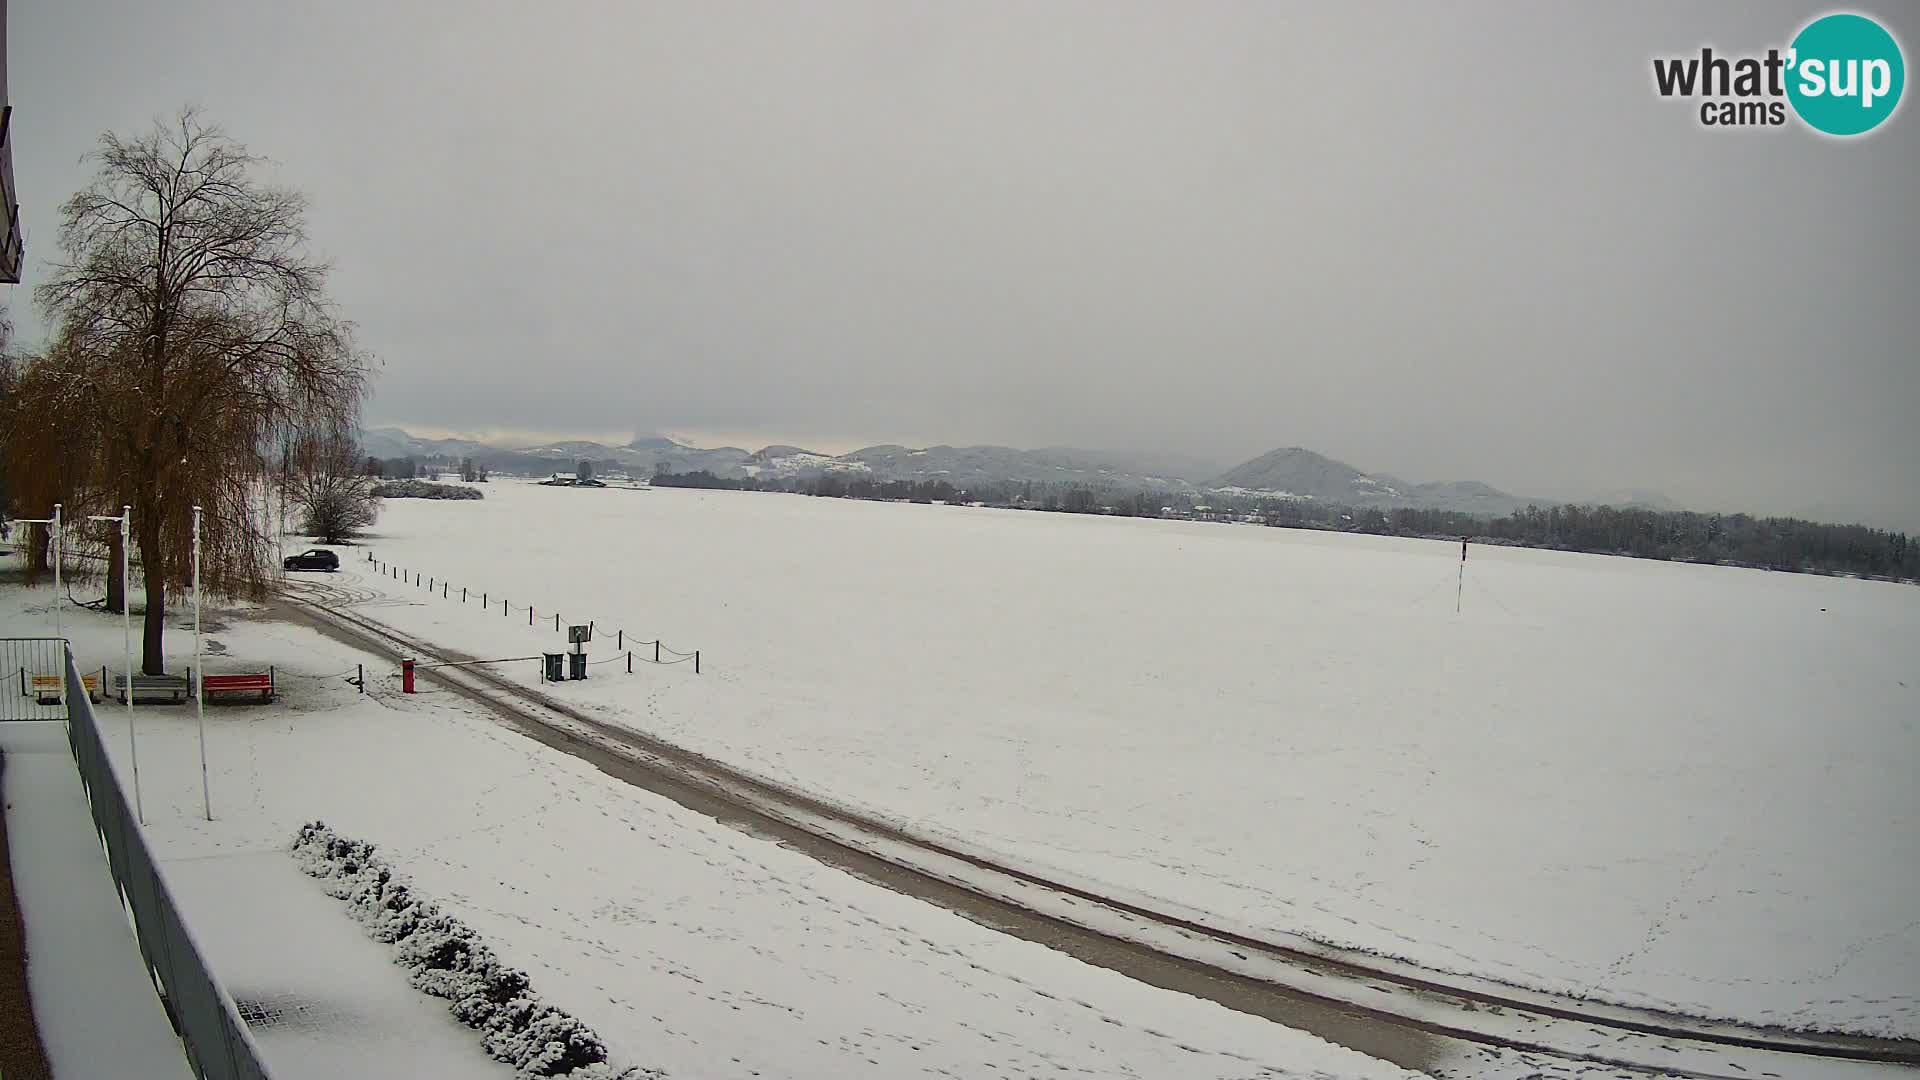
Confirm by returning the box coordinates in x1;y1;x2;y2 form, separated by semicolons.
1786;13;1905;136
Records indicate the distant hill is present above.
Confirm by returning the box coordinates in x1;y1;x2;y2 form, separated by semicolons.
359;426;495;462
1213;447;1541;515
819;444;1213;489
1215;447;1372;500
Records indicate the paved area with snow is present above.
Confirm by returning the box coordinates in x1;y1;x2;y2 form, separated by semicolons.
330;480;1917;1039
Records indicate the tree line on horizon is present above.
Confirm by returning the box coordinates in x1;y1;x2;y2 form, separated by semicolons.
652;468;1919;582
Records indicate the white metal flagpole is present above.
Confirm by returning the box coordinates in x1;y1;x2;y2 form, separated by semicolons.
51;503;62;645
53;504;63;711
93;507;142;824
194;505;210;821
123;506;140;824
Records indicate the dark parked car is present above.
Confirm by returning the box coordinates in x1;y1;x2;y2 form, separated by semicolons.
283;549;340;572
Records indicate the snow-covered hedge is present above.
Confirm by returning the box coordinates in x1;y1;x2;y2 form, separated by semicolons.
291;822;656;1079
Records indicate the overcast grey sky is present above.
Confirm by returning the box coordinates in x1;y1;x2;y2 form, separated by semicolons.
10;2;1918;528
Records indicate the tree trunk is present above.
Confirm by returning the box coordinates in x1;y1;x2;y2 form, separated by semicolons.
137;511;167;675
105;530;126;614
27;526;50;581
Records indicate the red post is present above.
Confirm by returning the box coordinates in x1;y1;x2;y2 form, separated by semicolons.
402;658;416;694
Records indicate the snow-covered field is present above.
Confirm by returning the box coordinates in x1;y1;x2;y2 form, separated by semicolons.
0;580;1414;1080
335;480;1916;1038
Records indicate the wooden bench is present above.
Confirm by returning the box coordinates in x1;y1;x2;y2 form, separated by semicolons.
31;673;101;704
113;673;190;704
199;670;276;703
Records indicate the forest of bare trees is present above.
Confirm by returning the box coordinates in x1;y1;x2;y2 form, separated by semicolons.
0;109;373;673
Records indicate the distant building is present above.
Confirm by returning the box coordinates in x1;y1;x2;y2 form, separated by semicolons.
540;472;605;488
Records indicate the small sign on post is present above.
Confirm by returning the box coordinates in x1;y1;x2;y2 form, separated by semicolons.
568;624;591;645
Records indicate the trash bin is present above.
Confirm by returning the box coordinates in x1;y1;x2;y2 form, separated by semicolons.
568;651;587;680
542;653;564;682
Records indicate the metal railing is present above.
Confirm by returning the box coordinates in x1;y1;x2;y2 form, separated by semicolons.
2;637;71;720
60;645;274;1080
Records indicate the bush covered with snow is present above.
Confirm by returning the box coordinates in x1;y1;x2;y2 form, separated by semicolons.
370;479;485;500
291;822;658;1079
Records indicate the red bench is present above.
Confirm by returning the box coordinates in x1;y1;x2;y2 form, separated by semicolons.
199;670;276;702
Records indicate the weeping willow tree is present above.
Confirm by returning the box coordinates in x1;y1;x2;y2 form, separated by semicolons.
30;108;371;674
3;339;116;595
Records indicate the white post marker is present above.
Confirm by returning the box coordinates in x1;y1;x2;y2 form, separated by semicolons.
194;505;210;821
91;506;141;824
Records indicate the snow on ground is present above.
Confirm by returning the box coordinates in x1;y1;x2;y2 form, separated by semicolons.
0;720;194;1080
1;582;1415;1080
328;480;1916;1038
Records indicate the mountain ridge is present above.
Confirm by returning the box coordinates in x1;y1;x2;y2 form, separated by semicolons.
357;426;1695;518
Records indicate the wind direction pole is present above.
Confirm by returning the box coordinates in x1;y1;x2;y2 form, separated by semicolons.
1456;537;1467;614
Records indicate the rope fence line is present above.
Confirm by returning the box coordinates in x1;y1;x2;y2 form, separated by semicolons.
274;666;361;681
358;551;705;677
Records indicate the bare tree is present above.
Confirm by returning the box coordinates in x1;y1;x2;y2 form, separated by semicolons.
34;108;370;673
288;426;380;543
